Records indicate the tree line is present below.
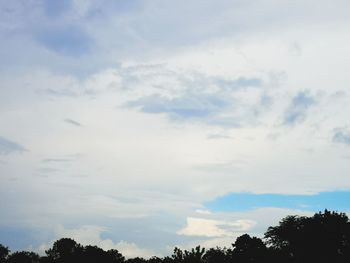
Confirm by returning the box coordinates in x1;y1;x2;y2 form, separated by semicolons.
1;210;350;263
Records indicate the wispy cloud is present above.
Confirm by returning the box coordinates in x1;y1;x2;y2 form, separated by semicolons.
127;93;231;120
122;65;268;127
213;77;263;91
333;128;350;145
38;167;61;174
0;136;26;155
283;91;316;125
41;153;82;163
41;158;73;163
207;133;232;140
64;118;82;127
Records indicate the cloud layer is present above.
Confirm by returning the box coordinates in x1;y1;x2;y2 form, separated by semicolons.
1;0;350;257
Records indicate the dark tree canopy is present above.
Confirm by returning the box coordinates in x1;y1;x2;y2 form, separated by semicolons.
0;244;10;263
45;238;82;262
7;251;40;263
106;249;125;263
232;234;268;263
265;210;350;263
172;246;205;263
202;247;228;263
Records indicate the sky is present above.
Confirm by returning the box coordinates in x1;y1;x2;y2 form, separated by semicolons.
1;0;350;258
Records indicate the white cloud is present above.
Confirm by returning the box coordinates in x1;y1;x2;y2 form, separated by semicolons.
174;207;314;250
195;209;212;215
177;217;256;237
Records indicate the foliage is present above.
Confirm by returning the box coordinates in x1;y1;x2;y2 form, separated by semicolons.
265;210;350;262
7;251;40;263
231;234;268;262
0;244;10;263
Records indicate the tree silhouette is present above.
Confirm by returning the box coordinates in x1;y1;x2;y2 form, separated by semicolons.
264;215;305;262
125;257;147;263
82;245;107;263
172;247;184;263
7;251;40;263
172;246;205;263
106;249;125;263
45;238;82;263
185;246;205;263
0;244;10;263
38;256;53;263
231;234;267;263
147;256;164;263
203;247;228;263
265;210;350;263
159;256;173;263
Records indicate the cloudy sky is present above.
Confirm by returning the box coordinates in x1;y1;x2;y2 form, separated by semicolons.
1;0;350;258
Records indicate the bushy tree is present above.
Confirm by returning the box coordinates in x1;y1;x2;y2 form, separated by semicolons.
45;238;82;263
231;234;267;263
82;245;107;263
106;249;125;263
265;210;350;263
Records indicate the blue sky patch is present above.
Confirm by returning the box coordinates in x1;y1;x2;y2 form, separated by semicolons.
36;26;93;56
44;0;72;18
205;191;350;212
0;226;42;252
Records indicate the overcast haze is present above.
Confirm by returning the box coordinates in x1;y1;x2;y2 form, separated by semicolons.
1;0;350;258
